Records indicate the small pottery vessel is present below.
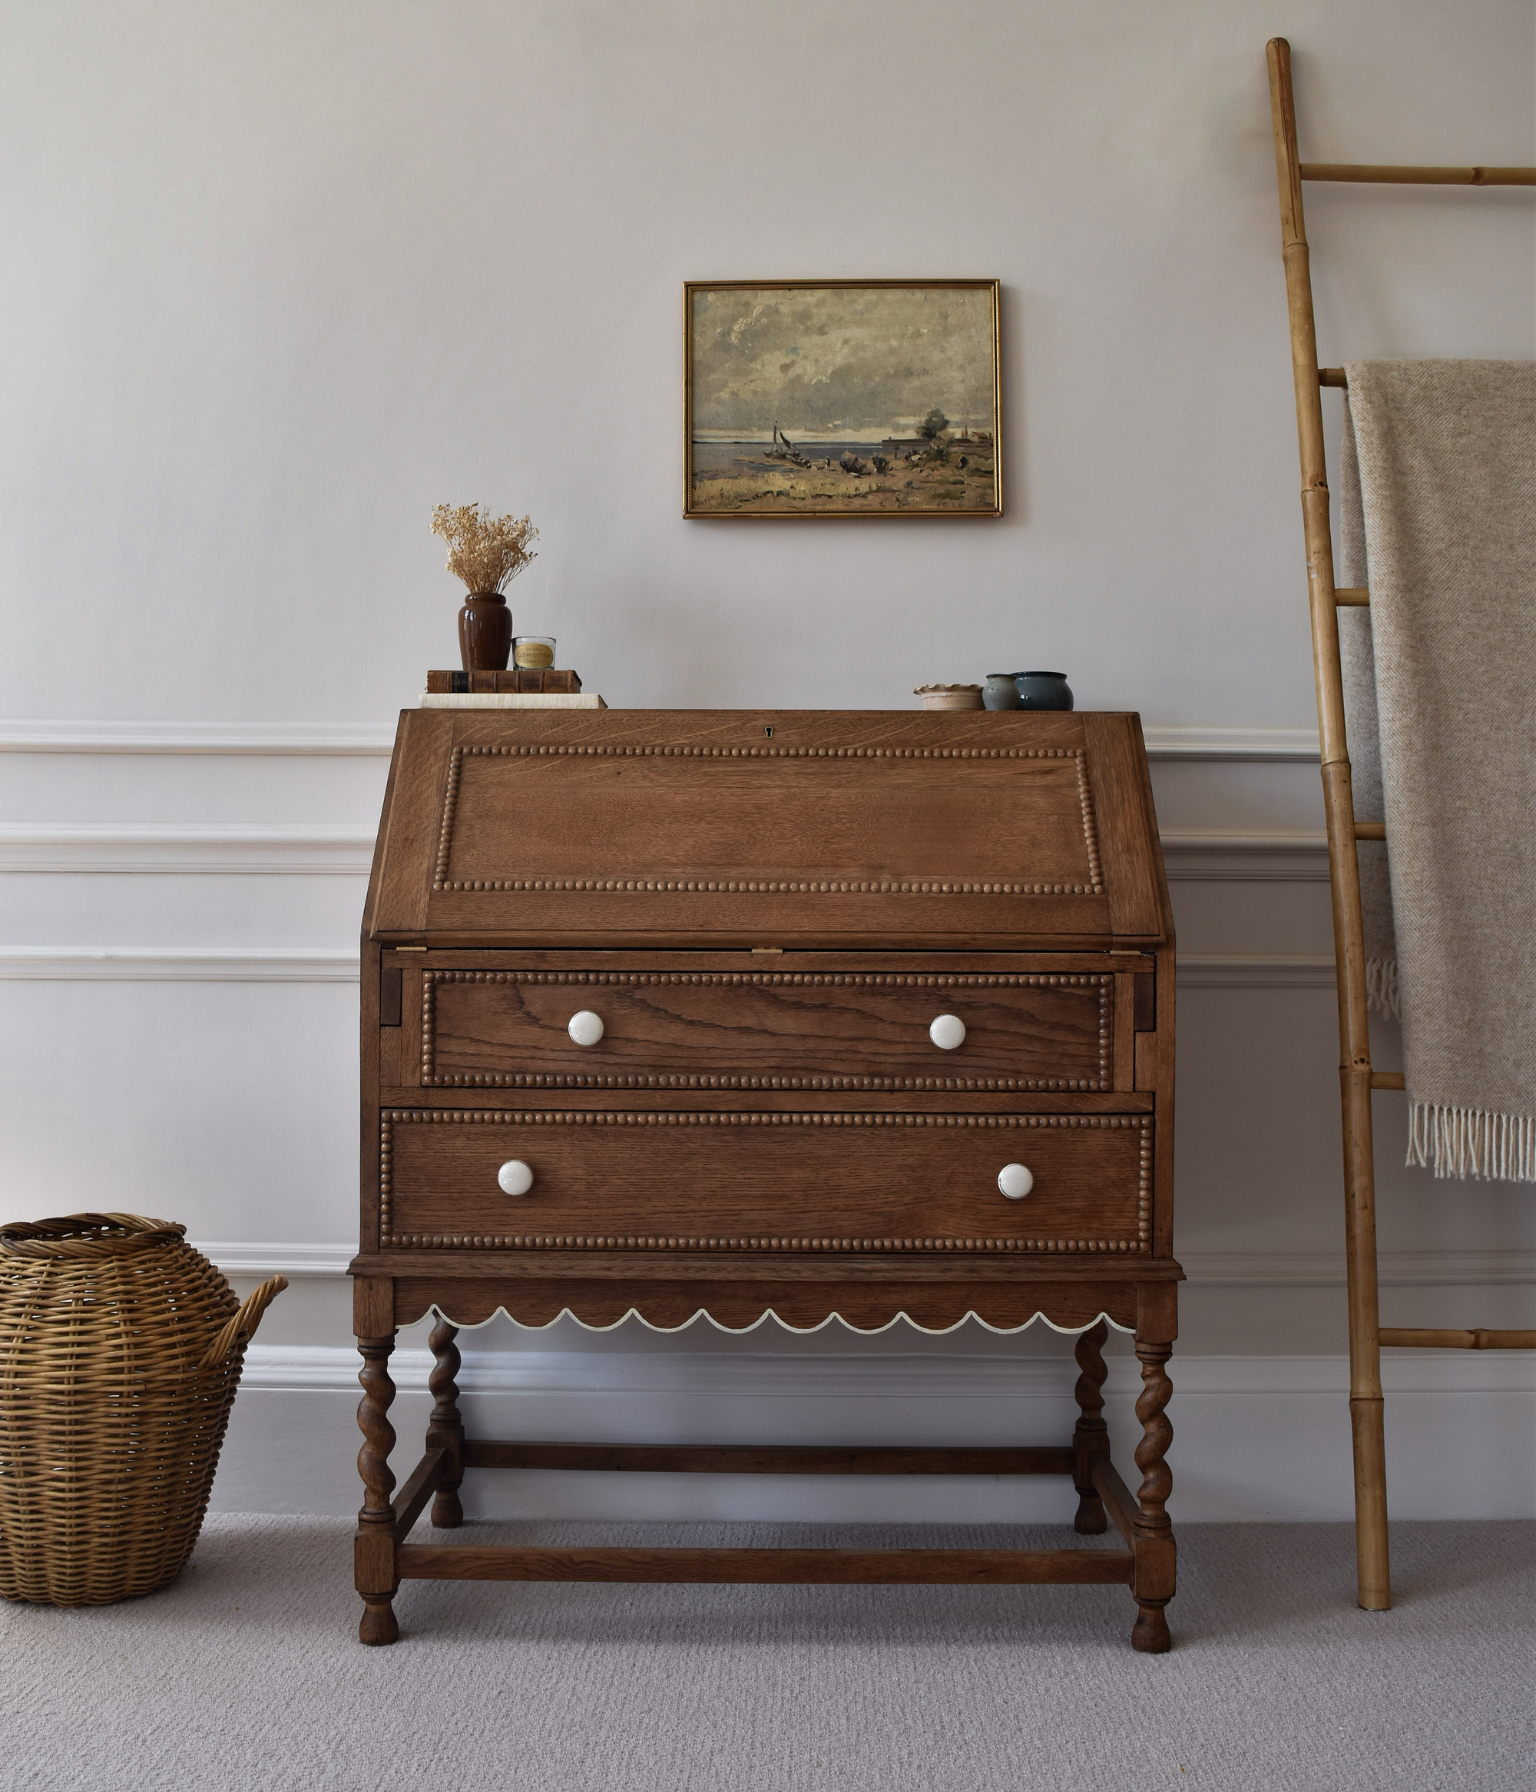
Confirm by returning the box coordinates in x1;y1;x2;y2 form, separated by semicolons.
459;592;513;671
1014;670;1074;711
982;673;1021;711
914;684;984;711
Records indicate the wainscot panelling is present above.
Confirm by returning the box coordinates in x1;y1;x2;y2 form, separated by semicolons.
5;0;1531;1530
1;732;1531;1519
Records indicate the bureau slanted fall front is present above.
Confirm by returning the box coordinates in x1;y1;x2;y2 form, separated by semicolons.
351;708;1180;1648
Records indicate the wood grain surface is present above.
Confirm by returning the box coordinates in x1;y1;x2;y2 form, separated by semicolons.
380;1107;1152;1253
420;967;1114;1091
460;1442;1077;1476
395;1544;1135;1585
356;707;1177;1646
385;1270;1149;1332
368;711;1168;947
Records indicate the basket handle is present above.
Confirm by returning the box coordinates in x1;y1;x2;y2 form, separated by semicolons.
198;1275;289;1371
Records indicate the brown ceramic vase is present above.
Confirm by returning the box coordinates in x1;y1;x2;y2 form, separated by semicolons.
458;592;513;671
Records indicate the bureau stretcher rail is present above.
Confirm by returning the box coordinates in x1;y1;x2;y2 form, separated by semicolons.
462;1441;1076;1475
387;1437;1131;1584
1266;36;1536;1614
397;1545;1133;1586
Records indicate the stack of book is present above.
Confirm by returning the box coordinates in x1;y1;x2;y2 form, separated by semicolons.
419;670;605;709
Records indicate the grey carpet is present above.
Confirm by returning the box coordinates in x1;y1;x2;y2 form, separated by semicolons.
2;1517;1531;1792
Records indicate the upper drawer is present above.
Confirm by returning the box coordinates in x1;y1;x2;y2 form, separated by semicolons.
416;967;1116;1092
366;710;1168;948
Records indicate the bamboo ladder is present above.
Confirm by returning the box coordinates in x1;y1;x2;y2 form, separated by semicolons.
1266;38;1536;1612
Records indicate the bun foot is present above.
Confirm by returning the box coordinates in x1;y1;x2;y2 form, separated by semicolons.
431;1488;464;1528
359;1596;400;1646
1131;1600;1171;1653
1073;1493;1108;1534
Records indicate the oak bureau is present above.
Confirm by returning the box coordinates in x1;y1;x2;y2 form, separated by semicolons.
351;708;1180;1649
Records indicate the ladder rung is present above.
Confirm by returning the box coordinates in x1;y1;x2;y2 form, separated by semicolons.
1380;1328;1536;1350
1354;821;1386;841
1300;163;1536;186
1369;1072;1405;1090
1319;367;1348;387
1335;587;1369;605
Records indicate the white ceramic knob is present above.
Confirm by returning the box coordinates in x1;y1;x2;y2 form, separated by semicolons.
929;1013;967;1051
998;1163;1034;1201
497;1159;534;1197
567;1010;605;1047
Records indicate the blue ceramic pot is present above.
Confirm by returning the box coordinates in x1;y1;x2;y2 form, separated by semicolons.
982;674;1020;711
1013;670;1073;711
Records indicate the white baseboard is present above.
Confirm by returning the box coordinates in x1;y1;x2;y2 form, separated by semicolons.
239;1343;1536;1399
215;1345;1535;1522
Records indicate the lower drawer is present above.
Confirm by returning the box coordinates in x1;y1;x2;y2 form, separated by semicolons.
380;1108;1152;1254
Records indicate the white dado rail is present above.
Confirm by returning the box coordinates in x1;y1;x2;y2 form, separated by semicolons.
0;949;1341;985
0;826;1331;881
0;720;1323;757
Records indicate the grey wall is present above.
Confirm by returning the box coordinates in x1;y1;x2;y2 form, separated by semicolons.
1;0;1531;1519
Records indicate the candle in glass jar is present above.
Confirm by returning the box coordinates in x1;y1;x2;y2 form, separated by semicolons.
513;636;556;670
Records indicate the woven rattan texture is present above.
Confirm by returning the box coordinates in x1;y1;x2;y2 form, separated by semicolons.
0;1213;280;1606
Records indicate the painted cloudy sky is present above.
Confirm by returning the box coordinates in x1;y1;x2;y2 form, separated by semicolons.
690;286;996;439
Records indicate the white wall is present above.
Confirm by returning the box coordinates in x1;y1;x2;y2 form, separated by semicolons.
1;1;1531;1522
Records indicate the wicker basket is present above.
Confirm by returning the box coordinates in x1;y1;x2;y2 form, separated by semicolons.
0;1213;286;1605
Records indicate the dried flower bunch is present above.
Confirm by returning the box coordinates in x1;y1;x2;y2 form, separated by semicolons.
431;503;539;595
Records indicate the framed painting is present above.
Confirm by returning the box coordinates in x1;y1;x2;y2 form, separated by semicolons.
684;280;1002;518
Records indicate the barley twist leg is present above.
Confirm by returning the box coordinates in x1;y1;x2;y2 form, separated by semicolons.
1131;1341;1174;1653
427;1317;466;1528
355;1335;400;1645
1071;1319;1110;1534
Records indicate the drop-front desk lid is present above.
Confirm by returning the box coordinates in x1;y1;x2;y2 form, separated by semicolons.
365;709;1170;950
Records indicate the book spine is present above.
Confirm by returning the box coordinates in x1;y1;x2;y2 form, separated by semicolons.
425;670;582;694
418;693;607;709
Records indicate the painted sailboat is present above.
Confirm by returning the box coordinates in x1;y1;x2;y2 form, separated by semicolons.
766;423;811;466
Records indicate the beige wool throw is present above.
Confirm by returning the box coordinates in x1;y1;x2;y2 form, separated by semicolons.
1337;360;1536;1183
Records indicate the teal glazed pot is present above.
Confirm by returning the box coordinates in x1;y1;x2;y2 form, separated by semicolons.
1014;670;1073;711
982;673;1021;711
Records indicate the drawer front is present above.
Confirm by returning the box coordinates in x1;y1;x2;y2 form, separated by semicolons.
381;1108;1152;1254
418;970;1114;1092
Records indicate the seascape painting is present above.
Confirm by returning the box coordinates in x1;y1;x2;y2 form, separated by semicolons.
685;281;1001;517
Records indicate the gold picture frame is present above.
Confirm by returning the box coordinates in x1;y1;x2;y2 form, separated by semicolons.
684;280;1002;519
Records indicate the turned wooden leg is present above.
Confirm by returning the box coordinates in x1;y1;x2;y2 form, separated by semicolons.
1131;1340;1175;1653
427;1317;466;1528
1071;1319;1110;1534
355;1334;400;1645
